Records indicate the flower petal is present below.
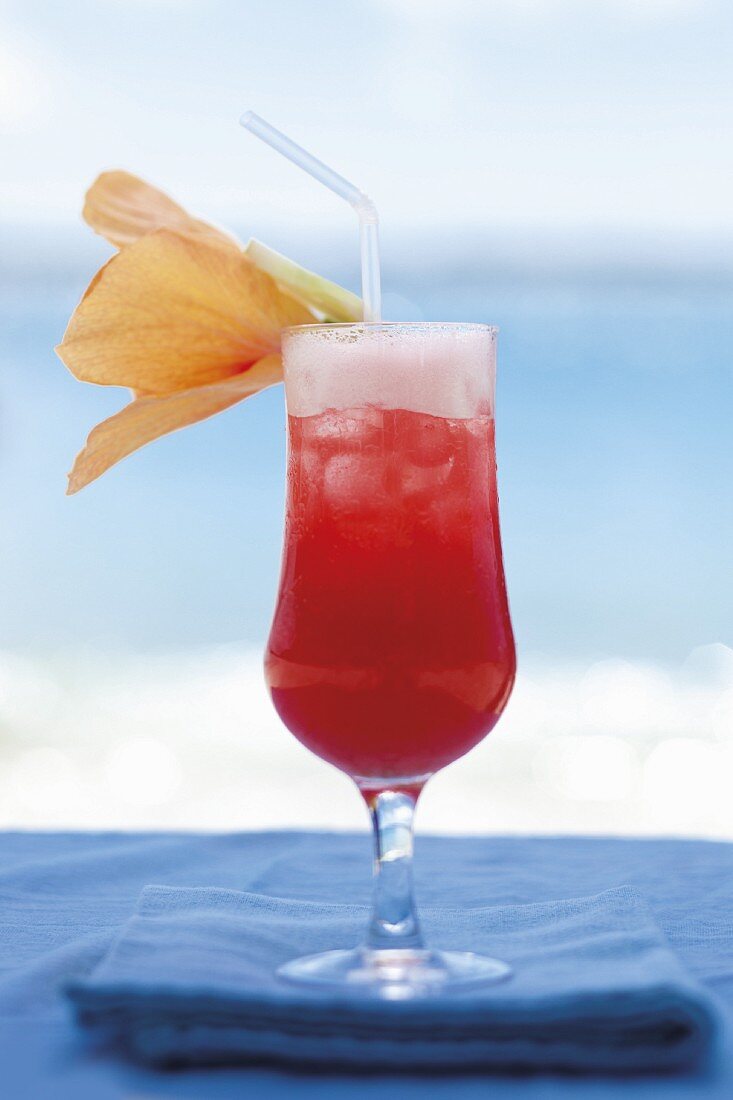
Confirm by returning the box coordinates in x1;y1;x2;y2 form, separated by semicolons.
83;170;238;250
57;229;313;394
67;356;282;494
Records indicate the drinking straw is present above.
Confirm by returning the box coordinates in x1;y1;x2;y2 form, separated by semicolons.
240;112;381;322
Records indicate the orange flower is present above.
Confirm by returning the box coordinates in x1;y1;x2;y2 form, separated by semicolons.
56;172;360;493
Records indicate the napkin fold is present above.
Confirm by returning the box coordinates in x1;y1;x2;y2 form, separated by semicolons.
67;884;717;1073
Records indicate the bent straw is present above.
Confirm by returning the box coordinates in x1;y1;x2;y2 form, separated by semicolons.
240;112;381;322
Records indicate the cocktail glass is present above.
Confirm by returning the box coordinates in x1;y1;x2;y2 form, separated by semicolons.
265;322;516;995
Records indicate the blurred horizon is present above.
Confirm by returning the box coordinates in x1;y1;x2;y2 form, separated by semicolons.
3;237;730;663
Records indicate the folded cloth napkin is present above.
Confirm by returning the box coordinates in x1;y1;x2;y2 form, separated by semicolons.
67;884;717;1073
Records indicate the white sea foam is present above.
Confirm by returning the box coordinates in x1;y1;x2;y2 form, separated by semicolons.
0;643;731;836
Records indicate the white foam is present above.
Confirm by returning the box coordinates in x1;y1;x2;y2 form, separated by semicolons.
282;323;496;419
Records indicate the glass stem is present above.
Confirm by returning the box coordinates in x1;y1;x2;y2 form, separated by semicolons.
365;789;424;951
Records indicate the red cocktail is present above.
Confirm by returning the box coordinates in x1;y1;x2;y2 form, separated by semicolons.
266;322;516;993
267;406;515;784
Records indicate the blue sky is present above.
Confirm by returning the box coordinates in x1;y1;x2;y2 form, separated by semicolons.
2;0;732;240
0;0;731;665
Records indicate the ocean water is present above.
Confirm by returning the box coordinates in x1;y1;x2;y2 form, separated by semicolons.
1;246;731;832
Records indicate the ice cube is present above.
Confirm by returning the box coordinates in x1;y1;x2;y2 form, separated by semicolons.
404;414;457;468
307;406;384;453
400;457;454;499
323;451;386;516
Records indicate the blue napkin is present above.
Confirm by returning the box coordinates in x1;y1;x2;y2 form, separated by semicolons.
67;884;717;1073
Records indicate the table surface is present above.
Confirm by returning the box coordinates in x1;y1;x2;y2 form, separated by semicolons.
2;830;732;1099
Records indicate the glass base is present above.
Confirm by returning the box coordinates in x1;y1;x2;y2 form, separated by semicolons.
278;947;511;999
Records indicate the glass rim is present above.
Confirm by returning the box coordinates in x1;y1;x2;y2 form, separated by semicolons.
283;321;498;336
